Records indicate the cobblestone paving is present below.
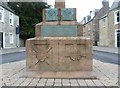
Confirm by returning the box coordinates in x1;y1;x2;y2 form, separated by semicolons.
0;59;119;87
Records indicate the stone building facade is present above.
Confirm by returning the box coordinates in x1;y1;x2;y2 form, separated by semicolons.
99;0;120;48
108;2;120;48
99;14;109;47
83;19;93;39
0;2;19;49
83;0;109;46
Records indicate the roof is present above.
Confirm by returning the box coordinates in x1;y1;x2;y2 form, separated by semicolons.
0;2;15;14
109;0;120;11
99;14;108;20
83;9;100;25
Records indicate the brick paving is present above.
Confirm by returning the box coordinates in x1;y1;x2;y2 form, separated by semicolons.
0;59;119;88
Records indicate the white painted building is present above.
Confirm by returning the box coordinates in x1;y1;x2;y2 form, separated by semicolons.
0;2;19;49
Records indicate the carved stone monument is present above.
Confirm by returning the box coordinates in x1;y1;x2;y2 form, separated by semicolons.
26;0;96;78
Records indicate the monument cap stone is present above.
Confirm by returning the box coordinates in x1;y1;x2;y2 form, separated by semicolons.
55;0;65;8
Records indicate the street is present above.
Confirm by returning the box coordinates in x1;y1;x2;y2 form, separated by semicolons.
0;51;25;64
93;50;119;65
0;51;119;65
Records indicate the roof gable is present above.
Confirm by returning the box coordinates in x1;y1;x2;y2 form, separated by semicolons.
110;0;120;11
0;2;15;13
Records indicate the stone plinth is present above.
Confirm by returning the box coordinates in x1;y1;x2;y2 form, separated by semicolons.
26;37;92;71
55;0;65;8
26;0;96;78
35;22;83;37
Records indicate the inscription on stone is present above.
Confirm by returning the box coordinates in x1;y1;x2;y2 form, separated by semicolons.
45;8;58;21
41;25;77;37
45;8;75;21
61;8;75;21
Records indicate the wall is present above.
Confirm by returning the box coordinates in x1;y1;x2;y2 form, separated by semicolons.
0;6;19;49
83;21;93;39
99;16;109;46
108;8;120;48
83;1;109;45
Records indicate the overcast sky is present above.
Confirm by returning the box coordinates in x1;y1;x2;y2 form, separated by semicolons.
47;0;114;22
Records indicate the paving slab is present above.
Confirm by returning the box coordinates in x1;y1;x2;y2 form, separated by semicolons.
0;59;119;88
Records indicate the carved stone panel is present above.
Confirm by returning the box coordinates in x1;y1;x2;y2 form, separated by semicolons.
26;38;92;72
61;8;75;21
45;8;58;21
41;25;77;37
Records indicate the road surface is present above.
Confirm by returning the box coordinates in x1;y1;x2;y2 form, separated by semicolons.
93;51;119;65
0;51;25;64
0;51;119;65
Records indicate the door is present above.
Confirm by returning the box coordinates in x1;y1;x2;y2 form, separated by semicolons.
117;30;120;47
0;32;3;48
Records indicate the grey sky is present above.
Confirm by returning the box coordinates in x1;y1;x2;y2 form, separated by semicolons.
47;0;114;22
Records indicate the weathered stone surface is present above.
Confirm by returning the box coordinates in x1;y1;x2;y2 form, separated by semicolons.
26;0;94;78
26;37;92;72
35;22;83;37
41;25;77;37
55;0;65;8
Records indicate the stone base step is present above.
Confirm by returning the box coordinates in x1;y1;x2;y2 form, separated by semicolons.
21;71;97;79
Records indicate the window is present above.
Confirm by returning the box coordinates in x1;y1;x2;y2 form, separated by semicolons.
9;12;13;25
9;33;14;44
114;10;120;24
0;7;4;22
102;19;106;27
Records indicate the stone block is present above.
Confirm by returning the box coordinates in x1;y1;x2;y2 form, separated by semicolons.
35;24;41;37
35;22;83;37
55;0;65;8
26;37;92;72
41;25;77;37
26;0;94;79
77;24;83;36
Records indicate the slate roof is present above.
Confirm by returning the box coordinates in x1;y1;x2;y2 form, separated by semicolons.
99;14;108;20
0;2;15;13
109;0;120;11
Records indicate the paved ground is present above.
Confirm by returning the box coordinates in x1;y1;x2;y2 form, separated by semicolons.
0;59;119;87
0;46;119;87
0;47;25;55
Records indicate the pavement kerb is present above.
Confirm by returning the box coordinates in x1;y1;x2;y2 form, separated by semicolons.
93;49;119;54
0;47;26;55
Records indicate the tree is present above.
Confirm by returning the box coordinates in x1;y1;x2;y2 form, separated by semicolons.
8;2;50;45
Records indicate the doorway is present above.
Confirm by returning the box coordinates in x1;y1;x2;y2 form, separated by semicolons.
0;32;3;48
117;30;120;47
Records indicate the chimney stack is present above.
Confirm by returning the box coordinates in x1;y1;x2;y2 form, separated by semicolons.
102;0;109;7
